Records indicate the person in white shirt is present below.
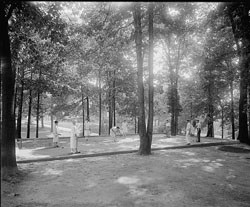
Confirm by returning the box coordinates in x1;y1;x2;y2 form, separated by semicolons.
186;119;191;145
70;120;79;154
53;120;60;147
110;126;121;142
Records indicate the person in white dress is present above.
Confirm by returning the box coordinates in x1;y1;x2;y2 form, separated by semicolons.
70;120;79;154
53;120;60;147
186;119;191;145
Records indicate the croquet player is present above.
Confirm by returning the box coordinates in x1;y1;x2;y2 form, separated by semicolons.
186;119;191;145
196;119;201;142
53;120;60;147
110;126;121;142
70;120;79;154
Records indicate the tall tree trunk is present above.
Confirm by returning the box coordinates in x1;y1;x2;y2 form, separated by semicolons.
86;96;89;121
16;71;24;138
40;96;44;128
36;91;40;138
134;116;137;134
14;77;18;134
206;69;214;137
227;2;249;144
112;71;116;126
206;106;214;137
98;69;102;136
133;2;148;155
13;48;20;137
238;60;249;143
174;87;179;135
146;2;154;150
14;81;20;139
230;81;235;139
1;2;17;173
35;66;42;138
167;37;176;136
221;105;224;139
41;110;44;128
50;115;53;132
170;88;175;135
248;85;250;139
134;100;137;134
81;86;85;137
173;39;182;135
108;99;112;133
27;87;32;138
237;37;249;143
108;76;113;133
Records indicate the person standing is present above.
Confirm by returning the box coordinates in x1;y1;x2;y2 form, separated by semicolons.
196;119;201;142
70;120;79;154
53;120;60;147
165;120;171;138
121;120;128;136
185;119;191;145
110;126;120;142
85;119;91;141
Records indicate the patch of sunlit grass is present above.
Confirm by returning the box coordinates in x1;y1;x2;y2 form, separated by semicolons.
16;147;50;160
43;168;63;176
117;176;139;185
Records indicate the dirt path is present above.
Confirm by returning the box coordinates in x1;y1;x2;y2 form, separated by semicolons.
2;142;250;207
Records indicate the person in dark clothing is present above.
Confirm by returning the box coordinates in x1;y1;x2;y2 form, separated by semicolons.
196;119;201;142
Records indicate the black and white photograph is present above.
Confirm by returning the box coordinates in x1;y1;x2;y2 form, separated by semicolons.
1;1;250;206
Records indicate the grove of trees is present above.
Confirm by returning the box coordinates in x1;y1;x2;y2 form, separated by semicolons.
1;2;250;176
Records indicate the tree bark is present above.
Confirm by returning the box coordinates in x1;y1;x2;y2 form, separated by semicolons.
134;100;137;134
238;58;249;143
14;76;18;134
35;91;40;138
98;69;102;136
86;96;89;121
221;105;224;139
81;86;85;137
1;2;17;173
27;87;32;138
50;115;53;133
206;67;214;138
146;2;154;149
248;85;250;139
227;2;249;144
108;71;113;133
112;71;116;126
230;81;235;140
16;68;24;138
35;67;42;138
133;2;149;155
134;116;137;134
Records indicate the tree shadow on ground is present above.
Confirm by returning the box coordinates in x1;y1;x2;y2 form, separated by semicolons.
218;146;250;153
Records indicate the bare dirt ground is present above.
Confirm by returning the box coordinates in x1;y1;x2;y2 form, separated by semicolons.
2;136;250;207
